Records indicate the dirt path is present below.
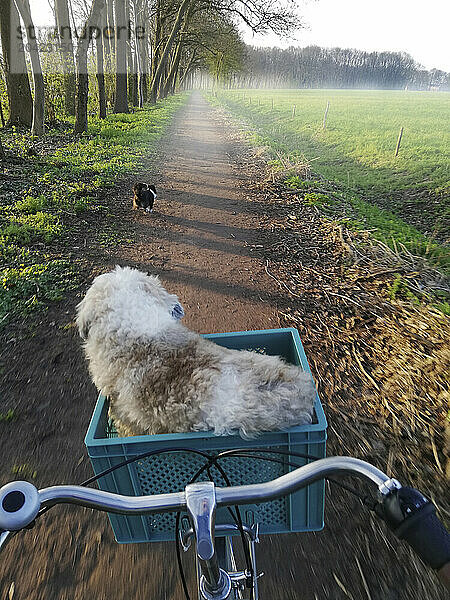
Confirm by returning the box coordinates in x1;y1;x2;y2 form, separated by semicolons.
0;94;287;600
118;92;280;334
0;94;443;600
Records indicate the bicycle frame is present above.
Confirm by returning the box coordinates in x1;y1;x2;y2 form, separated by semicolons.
182;524;260;600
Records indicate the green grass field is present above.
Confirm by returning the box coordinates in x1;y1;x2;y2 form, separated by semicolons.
214;89;449;272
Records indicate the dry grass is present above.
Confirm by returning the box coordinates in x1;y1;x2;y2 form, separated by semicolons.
252;176;449;509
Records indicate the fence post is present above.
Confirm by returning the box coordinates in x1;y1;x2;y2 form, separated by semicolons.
395;127;404;157
322;101;330;129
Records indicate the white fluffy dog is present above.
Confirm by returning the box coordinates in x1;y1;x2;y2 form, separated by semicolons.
76;266;316;438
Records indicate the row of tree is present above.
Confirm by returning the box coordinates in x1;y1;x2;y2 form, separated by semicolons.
0;0;302;136
222;45;450;91
1;0;447;142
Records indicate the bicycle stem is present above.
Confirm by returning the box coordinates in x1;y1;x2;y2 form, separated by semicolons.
185;482;231;600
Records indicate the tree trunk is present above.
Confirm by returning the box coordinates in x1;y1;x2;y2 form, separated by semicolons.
106;0;115;57
141;1;149;103
169;47;183;94
0;96;5;126
132;54;139;106
126;42;136;106
164;0;194;96
141;72;147;102
133;0;145;107
114;0;128;113
74;0;105;133
158;62;167;98
54;0;76;115
14;0;45;136
151;0;161;84
96;4;107;118
102;0;111;62
149;0;193;104
125;0;136;106
179;49;197;88
103;0;114;109
163;40;182;97
0;0;32;127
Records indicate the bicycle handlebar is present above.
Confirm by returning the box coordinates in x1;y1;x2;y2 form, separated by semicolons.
0;457;389;530
0;456;449;578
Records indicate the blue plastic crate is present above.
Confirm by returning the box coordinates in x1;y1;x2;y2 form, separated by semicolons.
85;328;327;543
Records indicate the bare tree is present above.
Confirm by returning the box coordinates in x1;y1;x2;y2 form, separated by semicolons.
54;0;76;115
211;0;303;37
96;1;107;118
179;48;198;88
14;0;45;136
149;0;193;103
148;0;303;102
132;0;145;106
105;0;115;60
125;0;137;106
74;0;105;132
135;0;151;104
0;0;32;126
114;0;128;112
240;45;422;90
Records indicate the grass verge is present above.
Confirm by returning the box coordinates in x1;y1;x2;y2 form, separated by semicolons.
0;94;187;327
210;90;449;275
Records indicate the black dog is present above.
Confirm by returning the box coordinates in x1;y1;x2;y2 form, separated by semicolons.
132;183;157;213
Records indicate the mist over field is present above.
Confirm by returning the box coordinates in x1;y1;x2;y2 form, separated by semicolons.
218;46;450;91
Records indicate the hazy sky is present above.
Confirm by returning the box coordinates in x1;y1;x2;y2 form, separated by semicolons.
31;0;450;71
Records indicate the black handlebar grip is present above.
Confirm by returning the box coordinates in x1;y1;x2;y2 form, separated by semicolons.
380;486;450;570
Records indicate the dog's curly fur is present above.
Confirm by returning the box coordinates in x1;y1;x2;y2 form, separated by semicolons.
76;266;316;438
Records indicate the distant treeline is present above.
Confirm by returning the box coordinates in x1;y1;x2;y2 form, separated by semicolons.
223;46;450;91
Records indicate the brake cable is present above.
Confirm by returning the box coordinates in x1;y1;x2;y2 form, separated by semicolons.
175;453;254;600
19;445;376;600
